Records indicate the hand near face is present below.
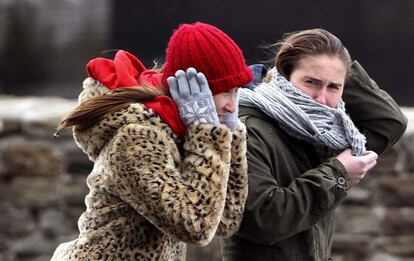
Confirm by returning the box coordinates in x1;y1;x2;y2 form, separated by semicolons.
167;67;220;127
336;149;378;185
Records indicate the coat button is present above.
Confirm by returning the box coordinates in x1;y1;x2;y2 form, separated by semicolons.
337;177;346;185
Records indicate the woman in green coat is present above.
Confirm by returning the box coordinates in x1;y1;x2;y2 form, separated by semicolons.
221;28;407;261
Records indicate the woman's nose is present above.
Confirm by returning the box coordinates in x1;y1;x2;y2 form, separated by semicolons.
225;97;236;113
313;88;327;106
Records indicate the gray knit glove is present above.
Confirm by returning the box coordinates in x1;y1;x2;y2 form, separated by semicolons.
222;89;239;130
167;67;220;127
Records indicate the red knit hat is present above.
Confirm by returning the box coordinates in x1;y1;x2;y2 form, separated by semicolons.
162;22;253;95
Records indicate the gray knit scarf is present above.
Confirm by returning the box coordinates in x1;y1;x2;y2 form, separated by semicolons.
239;69;366;157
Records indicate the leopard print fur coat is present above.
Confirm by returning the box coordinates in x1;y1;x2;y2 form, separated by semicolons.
51;78;248;261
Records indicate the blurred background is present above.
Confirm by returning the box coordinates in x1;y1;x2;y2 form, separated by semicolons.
0;0;413;105
0;0;413;261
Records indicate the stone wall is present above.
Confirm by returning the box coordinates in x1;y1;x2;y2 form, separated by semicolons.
0;96;413;261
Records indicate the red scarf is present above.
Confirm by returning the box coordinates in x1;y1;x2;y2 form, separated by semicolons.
86;50;186;137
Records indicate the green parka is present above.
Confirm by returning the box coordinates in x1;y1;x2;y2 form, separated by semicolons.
221;61;407;261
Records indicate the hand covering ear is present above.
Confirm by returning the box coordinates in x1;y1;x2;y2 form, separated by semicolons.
168;67;220;127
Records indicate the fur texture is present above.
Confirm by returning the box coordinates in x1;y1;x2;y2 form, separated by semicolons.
51;80;248;260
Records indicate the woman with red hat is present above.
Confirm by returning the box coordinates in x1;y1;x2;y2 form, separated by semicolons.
51;22;253;260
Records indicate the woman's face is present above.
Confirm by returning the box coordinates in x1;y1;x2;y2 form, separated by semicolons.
213;87;238;123
289;54;347;108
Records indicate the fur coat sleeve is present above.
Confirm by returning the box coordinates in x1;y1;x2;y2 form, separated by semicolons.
107;122;233;246
216;120;248;237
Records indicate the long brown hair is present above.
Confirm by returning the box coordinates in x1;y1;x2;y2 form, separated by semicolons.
56;85;168;134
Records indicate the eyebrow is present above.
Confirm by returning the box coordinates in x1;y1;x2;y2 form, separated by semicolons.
304;76;343;87
329;82;343;88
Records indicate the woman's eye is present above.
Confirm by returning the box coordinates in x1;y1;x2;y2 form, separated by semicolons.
225;90;237;98
306;80;317;85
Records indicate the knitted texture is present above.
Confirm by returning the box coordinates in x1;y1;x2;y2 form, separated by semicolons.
162;22;253;95
168;68;220;127
221;89;239;130
239;69;366;156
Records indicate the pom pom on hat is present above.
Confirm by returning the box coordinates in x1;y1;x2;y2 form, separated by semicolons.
162;22;253;95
